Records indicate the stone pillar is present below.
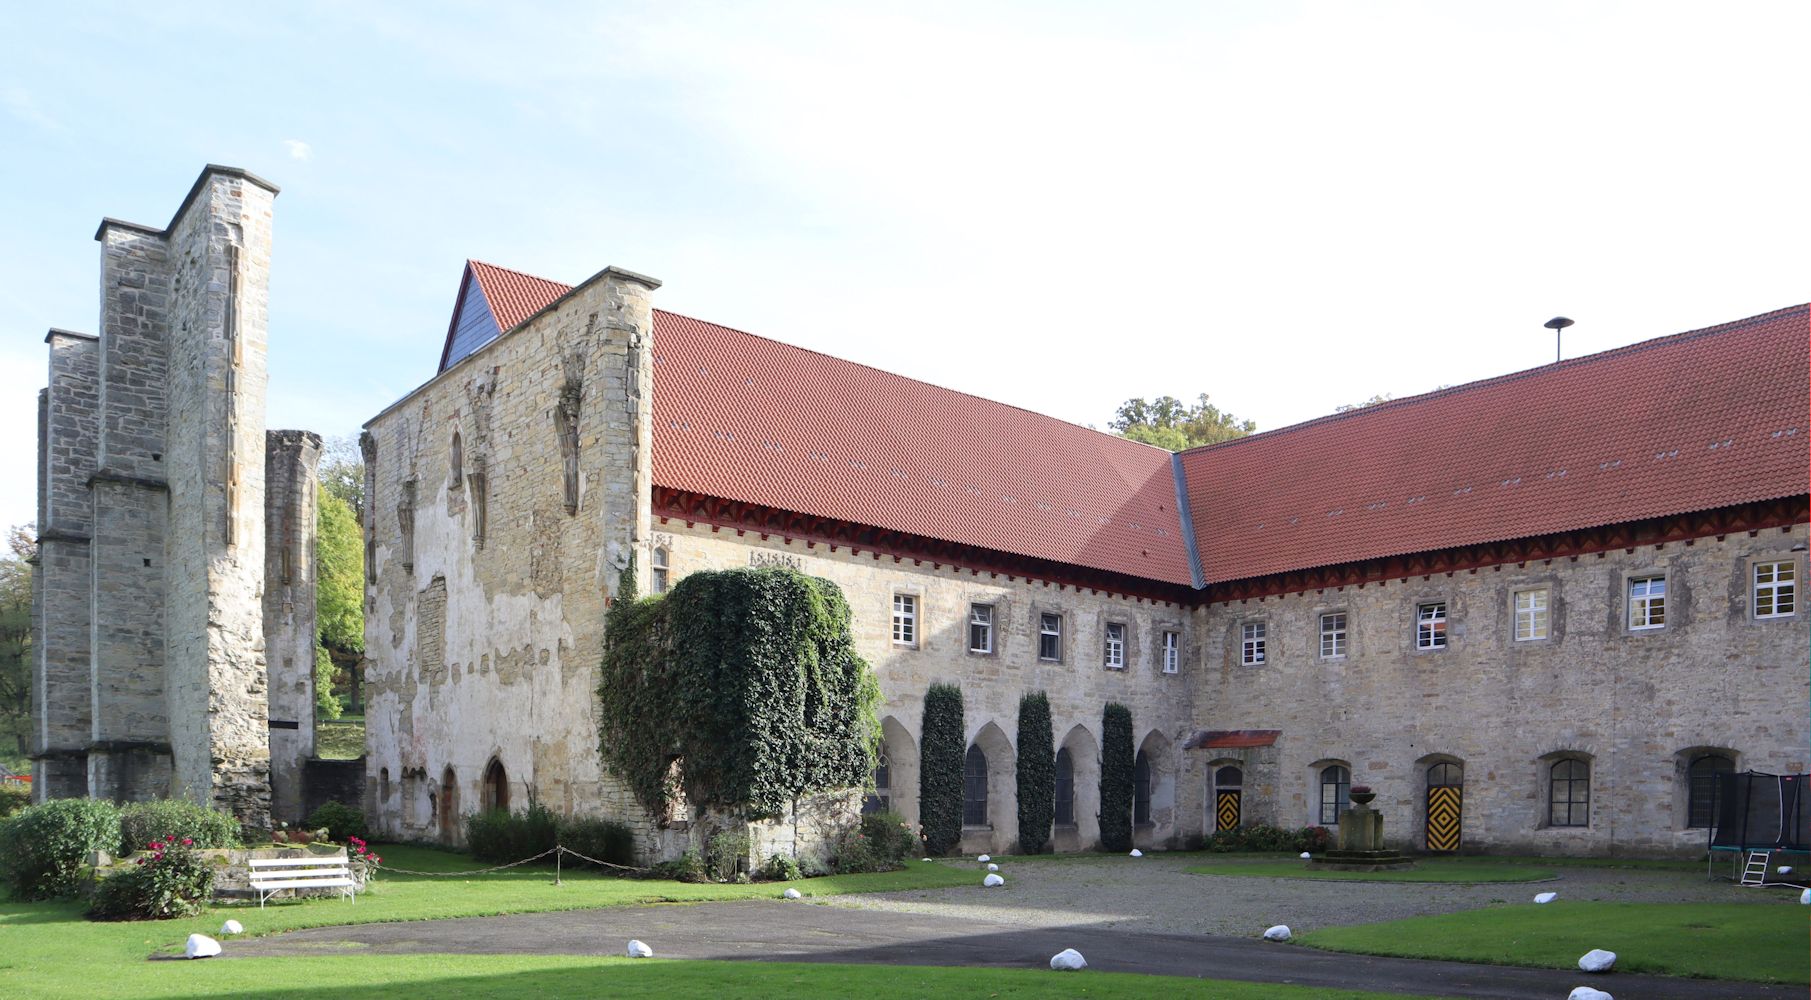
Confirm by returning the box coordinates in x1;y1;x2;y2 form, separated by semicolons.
263;430;322;824
590;267;660;598
161;170;280;829
32;332;100;799
89;223;174;801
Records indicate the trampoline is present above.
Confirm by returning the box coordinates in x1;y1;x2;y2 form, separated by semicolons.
1706;770;1809;884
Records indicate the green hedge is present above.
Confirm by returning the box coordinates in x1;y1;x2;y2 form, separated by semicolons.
919;683;965;855
465;804;560;862
0;798;121;900
118;799;241;855
1015;691;1054;855
1099;702;1134;852
598;567;881;821
305;802;369;843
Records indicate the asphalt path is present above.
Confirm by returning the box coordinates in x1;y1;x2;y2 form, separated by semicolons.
229;898;1791;999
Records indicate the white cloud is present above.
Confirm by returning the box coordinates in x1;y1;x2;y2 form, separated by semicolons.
283;139;312;160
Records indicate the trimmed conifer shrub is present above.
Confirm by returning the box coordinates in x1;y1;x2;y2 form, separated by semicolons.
1099;702;1135;852
919;682;965;855
1015;691;1054;854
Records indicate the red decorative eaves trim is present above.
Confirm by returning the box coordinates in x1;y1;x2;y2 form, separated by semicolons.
1207;495;1809;604
652;486;1197;606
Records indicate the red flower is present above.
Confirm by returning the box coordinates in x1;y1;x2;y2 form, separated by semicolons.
181;838;193;846
147;842;159;850
165;834;176;842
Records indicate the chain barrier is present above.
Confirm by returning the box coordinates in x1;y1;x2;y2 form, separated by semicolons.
371;844;651;879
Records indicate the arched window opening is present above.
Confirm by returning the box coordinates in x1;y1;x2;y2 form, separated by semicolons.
1318;765;1351;825
1133;751;1153;825
963;744;989;827
1216;765;1244;789
1213;765;1244;832
1427;762;1462;788
1054;748;1075;825
863;740;892;814
439;766;460;843
379;767;391;804
483;758;509;814
1687;753;1734;828
651;546;670;594
449;430;464;490
1549;758;1589;827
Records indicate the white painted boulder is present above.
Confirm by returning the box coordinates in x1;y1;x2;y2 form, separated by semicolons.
1534;892;1558;904
1263;925;1291;942
1299;852;1312;859
984;873;1005;887
1567;988;1614;1000
220;919;244;935
1049;948;1087;971
783;888;802;899
626;939;654;958
1129;849;1143;857
987;863;999;872
1577;949;1616;973
1778;865;1793;875
1799;888;1810;905
185;934;222;959
978;854;991;863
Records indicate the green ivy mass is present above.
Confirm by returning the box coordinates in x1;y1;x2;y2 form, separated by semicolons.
918;683;965;855
1015;691;1054;854
1099;702;1135;852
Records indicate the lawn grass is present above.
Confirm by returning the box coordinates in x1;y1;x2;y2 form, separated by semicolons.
1300;900;1810;984
0;842;1451;1000
313;717;365;760
1186;856;1555;882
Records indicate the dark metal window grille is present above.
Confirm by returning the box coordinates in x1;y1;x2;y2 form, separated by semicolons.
1319;765;1350;824
1549;759;1590;827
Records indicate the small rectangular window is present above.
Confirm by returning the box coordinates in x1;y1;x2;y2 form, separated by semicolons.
1039;613;1063;661
892;593;917;646
1514;588;1549;641
968;603;995;653
1319;613;1346;659
1104;622;1126;669
1416;602;1447;650
1755;561;1796;619
650;547;670;595
1240;621;1266;665
1629;576;1666;630
1162;631;1180;673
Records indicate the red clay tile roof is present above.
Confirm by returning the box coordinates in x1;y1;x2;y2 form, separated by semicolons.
1182;729;1281;750
1178;304;1811;584
460;260;1193;584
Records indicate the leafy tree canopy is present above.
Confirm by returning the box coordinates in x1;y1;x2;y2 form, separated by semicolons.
318;434;365;520
0;525;33;767
1110;393;1255;451
1334;393;1393;414
316;486;364;655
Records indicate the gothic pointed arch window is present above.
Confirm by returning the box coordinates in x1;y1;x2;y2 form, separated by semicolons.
482;757;509;814
1054;747;1075;825
449;429;464;491
963;744;989;827
1133;750;1153;824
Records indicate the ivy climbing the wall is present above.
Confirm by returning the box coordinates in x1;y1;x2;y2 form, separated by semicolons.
1015;691;1054;855
918;683;965;856
596;565;881;823
1099;702;1135;852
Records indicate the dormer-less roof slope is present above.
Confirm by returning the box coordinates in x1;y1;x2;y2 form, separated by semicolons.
1179;304;1811;585
449;260;1194;585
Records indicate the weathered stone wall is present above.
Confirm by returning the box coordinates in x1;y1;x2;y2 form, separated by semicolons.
363;267;659;853
658;523;1202;854
264;430;322;823
1194;526;1811;855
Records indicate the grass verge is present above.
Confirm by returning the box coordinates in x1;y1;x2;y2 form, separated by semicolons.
1299;900;1809;983
1186;856;1555;882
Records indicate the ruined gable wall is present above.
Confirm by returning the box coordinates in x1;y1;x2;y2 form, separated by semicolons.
1194;526;1810;855
263;430;322;823
364;269;657;850
654;525;1204;854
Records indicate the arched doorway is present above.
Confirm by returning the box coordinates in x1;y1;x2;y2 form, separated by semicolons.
879;716;920;829
1055;724;1101;851
438;766;459;844
1213;764;1243;832
482;758;509;814
1425;761;1463;852
863;739;893;814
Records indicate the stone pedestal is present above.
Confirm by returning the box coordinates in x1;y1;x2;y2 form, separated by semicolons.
1307;787;1416;872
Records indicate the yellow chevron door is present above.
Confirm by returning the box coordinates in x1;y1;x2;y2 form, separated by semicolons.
1425;784;1462;852
1215;790;1241;831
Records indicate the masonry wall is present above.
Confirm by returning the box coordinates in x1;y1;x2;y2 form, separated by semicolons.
264;430;322;823
1194;525;1811;856
362;267;659;852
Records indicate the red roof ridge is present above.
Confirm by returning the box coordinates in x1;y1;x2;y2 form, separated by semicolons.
1179;302;1811;459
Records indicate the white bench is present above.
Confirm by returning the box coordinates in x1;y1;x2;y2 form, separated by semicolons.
247;857;357;908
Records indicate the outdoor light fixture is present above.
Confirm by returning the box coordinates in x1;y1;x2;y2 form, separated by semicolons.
1544;316;1574;363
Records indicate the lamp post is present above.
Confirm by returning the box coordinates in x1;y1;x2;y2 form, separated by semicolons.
1544;316;1574;363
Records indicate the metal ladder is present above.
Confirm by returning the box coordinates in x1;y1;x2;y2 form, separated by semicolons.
1740;850;1772;886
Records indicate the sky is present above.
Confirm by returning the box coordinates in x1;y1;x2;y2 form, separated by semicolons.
1;1;1806;534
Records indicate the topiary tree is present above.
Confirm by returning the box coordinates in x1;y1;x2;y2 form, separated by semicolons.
1015;691;1054;855
918;683;965;856
1099;702;1134;852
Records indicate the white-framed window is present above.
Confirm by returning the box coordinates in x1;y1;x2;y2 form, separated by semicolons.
1318;765;1350;825
1416;602;1447;650
892;593;917;646
1104;622;1126;669
968;603;995;653
1628;575;1666;630
650;546;670;595
1240;621;1266;665
1039;613;1063;662
1754;561;1796;619
1162;630;1180;673
1318;613;1346;659
1514;588;1549;641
